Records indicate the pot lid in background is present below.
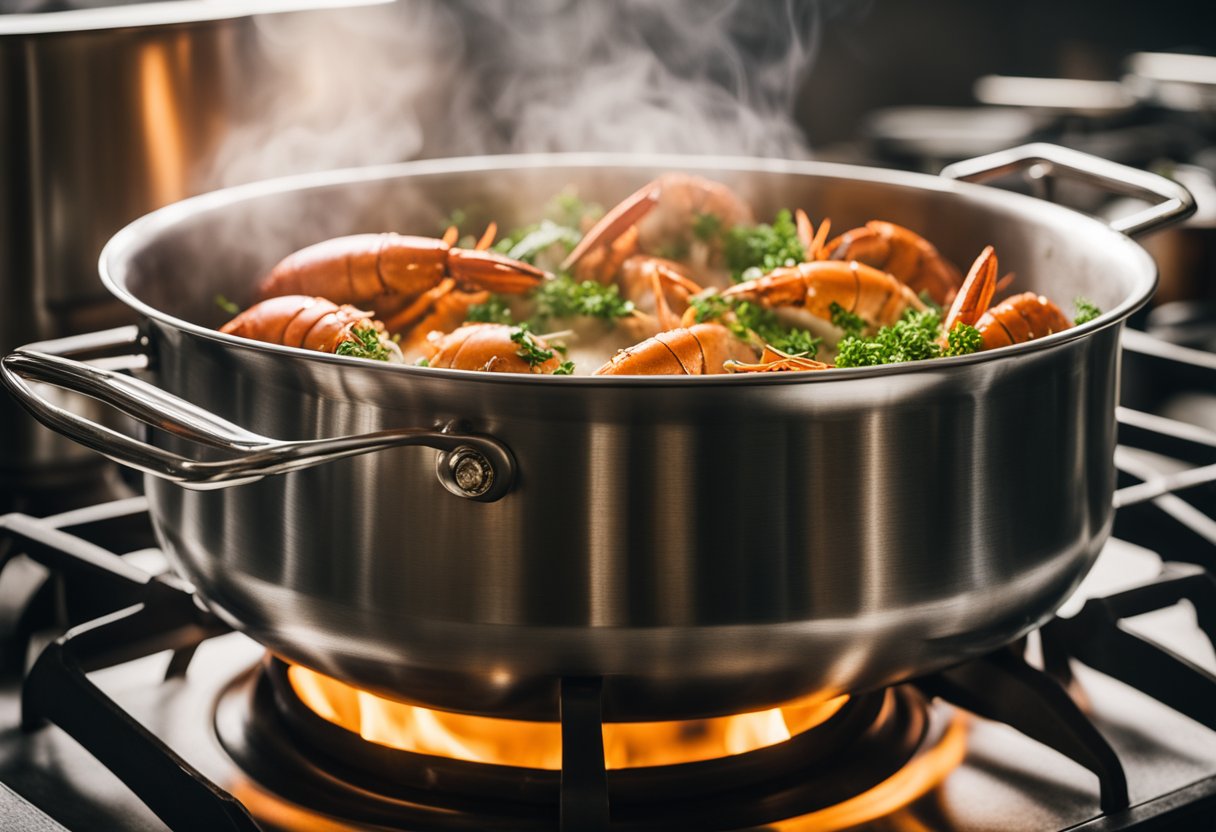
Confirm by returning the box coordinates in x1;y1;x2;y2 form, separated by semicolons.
1125;52;1216;114
973;75;1137;118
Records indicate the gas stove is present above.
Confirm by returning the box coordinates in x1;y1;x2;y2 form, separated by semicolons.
0;319;1213;831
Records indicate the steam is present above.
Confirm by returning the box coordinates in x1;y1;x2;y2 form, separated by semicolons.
205;0;822;188
205;3;474;187
466;0;819;156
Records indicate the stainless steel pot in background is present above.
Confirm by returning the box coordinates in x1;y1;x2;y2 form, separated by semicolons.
0;0;393;490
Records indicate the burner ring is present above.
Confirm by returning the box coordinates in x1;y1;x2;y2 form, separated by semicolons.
215;658;941;830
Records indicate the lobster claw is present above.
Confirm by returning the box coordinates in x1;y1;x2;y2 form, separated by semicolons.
944;246;998;331
561;180;662;271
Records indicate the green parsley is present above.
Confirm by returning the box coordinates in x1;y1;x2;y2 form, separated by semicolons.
918;290;943;314
829;302;865;338
547;190;600;229
530;275;635;324
689;293;821;358
509;324;556;368
503;220;582;265
467;296;515;325
834;308;944;368
415;357;430;367
944;322;982;356
1074;297;1102;325
656;241;691;261
692;211;723;242
335;326;393;362
723;209;805;282
215;294;241;316
553;360;576;375
440;209;468;235
489;192;599;265
688;293;732;323
771;327;822;357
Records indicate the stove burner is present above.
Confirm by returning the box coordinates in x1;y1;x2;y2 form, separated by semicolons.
283;663;854;770
212;658;960;831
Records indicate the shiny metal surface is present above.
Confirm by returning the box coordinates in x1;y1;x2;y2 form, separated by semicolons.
940;142;1197;237
2;337;515;500
0;0;389;481
4;152;1178;719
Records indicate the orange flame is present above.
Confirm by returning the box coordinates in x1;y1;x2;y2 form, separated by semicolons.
284;665;967;831
775;715;968;831
287;665;845;770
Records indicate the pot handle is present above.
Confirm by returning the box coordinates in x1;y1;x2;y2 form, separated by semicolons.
0;327;514;501
940;143;1196;237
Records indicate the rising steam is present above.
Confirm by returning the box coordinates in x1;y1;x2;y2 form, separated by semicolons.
205;0;823;187
204;2;473;187
462;0;820;156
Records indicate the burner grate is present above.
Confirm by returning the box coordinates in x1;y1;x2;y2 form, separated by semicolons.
0;497;256;831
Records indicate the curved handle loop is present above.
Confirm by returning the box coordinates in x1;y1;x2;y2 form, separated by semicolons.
940;143;1196;238
0;329;514;501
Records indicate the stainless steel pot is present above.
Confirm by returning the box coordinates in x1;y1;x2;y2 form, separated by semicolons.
0;0;394;486
1;145;1194;721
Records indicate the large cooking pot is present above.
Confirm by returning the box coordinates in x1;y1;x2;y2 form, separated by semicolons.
1;145;1194;721
0;0;398;487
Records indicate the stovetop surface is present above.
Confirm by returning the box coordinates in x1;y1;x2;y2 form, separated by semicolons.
1;533;1214;832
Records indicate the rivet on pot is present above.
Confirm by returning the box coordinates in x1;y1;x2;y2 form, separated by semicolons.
440;447;495;498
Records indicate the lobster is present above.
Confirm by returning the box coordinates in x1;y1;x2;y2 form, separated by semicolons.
219;295;400;361
719;260;927;331
943;246;1071;350
424;323;566;374
594;323;757;376
257;230;545;332
819;220;963;306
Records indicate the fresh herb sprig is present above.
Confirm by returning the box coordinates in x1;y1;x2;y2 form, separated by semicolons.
510;324;555;369
467;276;634;331
496;220;583;265
834;308;944;368
723;209;805;282
531;275;635;324
828;302;865;338
1073;297;1102;325
467;296;515;325
548;191;601;229
944;323;982;356
689;294;821;358
692;211;723;242
507;325;577;374
488;191;599;266
215;294;242;316
335;326;393;362
440;209;468;236
918;291;943;314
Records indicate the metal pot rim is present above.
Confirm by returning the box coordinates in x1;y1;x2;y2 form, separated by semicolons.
0;0;390;37
98;151;1158;388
